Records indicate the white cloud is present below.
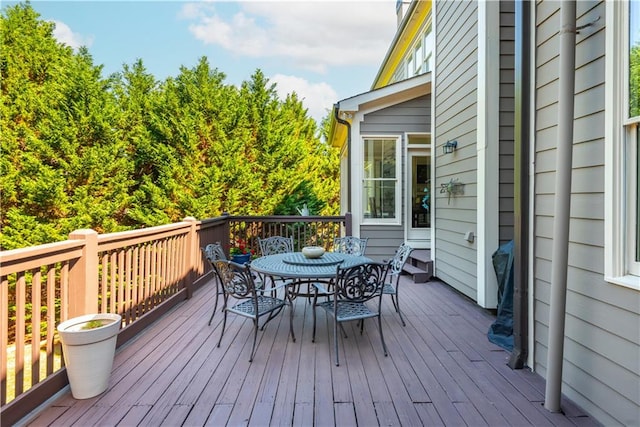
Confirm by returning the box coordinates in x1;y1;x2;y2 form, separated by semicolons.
51;20;93;50
183;1;397;73
181;1;397;124
270;74;337;123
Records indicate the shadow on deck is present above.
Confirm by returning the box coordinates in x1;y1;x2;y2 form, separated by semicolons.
21;276;598;426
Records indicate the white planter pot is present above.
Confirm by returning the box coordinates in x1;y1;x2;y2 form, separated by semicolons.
57;313;122;399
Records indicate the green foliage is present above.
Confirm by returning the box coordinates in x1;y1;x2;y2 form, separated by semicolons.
630;44;640;118
0;3;340;250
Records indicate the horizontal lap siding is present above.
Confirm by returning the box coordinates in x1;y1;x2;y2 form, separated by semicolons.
499;2;515;245
434;0;478;300
533;2;640;425
360;96;431;258
361;96;431;134
360;226;404;261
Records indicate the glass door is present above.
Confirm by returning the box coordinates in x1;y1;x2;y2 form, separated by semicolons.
407;150;431;243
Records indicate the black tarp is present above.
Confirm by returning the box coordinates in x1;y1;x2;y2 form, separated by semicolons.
487;239;514;351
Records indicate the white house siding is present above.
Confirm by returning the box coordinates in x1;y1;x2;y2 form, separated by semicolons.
434;0;479;300
533;1;640;425
359;95;430;260
499;1;515;245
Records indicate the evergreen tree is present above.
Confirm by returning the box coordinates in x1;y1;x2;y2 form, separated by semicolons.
0;3;340;250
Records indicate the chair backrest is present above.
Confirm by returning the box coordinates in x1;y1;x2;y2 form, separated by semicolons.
333;236;368;256
258;236;294;256
389;243;413;276
202;242;227;262
212;260;258;300
334;262;389;303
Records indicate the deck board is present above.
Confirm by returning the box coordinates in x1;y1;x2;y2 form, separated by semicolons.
21;277;600;427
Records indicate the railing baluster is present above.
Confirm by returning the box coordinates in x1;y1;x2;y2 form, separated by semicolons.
15;272;25;396
46;266;56;376
31;269;41;385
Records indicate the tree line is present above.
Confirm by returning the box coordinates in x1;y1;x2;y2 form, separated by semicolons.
0;3;340;250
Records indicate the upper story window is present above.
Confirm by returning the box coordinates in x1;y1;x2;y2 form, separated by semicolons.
605;0;640;287
402;21;434;80
414;42;423;75
423;27;434;72
406;54;415;79
362;138;400;223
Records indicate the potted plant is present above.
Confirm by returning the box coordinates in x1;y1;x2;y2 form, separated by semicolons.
56;313;122;399
230;239;254;264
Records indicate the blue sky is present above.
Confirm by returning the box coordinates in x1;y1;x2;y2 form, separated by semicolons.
7;0;399;124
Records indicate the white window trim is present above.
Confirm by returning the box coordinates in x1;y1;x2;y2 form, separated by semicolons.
604;0;640;289
361;135;402;226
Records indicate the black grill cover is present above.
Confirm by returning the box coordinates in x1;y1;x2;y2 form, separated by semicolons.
487;240;514;351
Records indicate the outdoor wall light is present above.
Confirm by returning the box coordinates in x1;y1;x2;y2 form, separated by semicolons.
443;140;458;154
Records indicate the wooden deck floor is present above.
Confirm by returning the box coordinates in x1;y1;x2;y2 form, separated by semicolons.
22;276;599;426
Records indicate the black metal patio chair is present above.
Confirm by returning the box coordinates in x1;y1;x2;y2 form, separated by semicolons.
201;242;227;325
257;236;295;295
333;236;369;256
312;261;390;366
213;259;295;362
383;242;413;326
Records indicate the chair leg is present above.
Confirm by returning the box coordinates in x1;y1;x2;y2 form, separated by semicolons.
289;297;296;343
208;280;221;326
249;319;258;362
334;320;340;366
339;323;348;338
377;314;388;357
216;311;228;348
390;294;399;312
395;294;406;327
312;293;318;343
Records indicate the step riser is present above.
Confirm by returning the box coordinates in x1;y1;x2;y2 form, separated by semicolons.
403;257;433;283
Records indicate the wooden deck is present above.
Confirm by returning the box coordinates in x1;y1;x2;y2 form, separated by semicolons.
21;276;599;426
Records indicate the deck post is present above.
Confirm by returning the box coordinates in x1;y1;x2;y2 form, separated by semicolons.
68;229;99;318
345;212;352;236
183;217;198;299
221;212;231;255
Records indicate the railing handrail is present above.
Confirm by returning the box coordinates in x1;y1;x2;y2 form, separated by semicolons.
97;221;193;251
0;240;86;275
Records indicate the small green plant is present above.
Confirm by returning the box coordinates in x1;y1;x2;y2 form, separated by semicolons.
80;320;107;330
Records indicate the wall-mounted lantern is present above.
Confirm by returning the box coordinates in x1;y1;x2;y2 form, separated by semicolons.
443;140;458;154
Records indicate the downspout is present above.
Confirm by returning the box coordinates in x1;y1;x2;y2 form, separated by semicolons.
334;104;352;213
509;0;531;370
544;1;576;412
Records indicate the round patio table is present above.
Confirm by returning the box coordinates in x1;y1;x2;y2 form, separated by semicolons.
250;252;371;279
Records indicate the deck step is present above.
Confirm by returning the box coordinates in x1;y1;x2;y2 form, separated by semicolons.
403;249;433;283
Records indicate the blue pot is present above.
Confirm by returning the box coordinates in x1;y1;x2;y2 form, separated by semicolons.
231;254;251;264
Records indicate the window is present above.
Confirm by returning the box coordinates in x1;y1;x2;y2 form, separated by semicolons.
605;0;640;287
414;43;423;75
625;2;640;276
406;55;414;79
423;27;434;72
631;126;639;268
362;138;400;223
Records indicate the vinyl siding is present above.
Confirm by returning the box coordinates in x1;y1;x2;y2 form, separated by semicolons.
434;0;479;300
499;1;515;245
361;96;431;134
360;226;405;262
532;1;640;425
359;95;431;259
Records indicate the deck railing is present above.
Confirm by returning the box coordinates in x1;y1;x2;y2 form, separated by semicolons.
0;213;349;425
